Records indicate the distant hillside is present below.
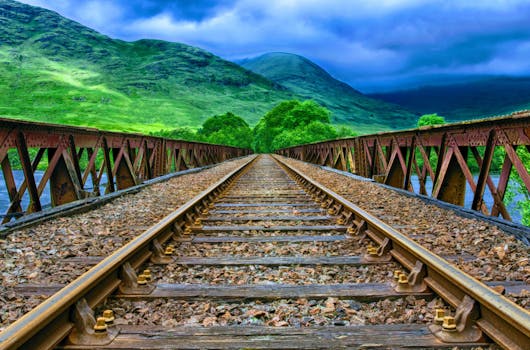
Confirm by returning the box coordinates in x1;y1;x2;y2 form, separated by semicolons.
240;52;419;133
369;77;530;122
0;0;295;132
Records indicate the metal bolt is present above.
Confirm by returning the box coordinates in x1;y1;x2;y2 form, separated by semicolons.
93;317;108;333
137;274;148;285
397;273;409;285
442;316;457;332
346;227;356;235
102;309;115;324
367;247;378;256
434;309;445;325
184;226;192;234
393;270;403;280
143;269;152;281
201;209;209;215
194;218;201;225
164;247;174;256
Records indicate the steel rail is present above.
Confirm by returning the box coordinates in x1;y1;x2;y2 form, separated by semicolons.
273;155;530;350
0;155;258;350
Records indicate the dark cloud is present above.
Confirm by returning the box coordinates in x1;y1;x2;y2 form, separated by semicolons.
17;0;530;92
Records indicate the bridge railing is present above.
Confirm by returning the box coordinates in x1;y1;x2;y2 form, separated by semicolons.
276;111;530;223
0;118;251;223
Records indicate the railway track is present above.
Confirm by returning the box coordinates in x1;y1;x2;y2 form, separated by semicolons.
0;154;529;349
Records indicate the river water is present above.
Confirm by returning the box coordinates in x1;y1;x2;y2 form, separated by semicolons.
0;170;524;224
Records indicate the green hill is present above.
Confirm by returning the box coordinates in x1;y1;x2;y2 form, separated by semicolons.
0;0;295;132
369;77;530;122
0;0;419;134
240;52;419;133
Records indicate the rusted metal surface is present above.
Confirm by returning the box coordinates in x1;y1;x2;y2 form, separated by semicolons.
2;155;528;349
276;111;530;221
274;154;530;350
0;118;251;222
0;155;257;350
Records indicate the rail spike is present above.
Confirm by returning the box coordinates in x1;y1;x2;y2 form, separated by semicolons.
395;260;428;293
429;295;485;343
66;298;118;346
363;237;392;262
118;262;155;295
150;238;173;264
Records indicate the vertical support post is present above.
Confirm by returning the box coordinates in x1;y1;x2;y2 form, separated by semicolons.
404;138;416;191
16;132;41;212
472;130;496;211
102;138;115;194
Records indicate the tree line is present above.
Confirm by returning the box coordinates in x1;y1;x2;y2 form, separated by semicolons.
154;100;356;153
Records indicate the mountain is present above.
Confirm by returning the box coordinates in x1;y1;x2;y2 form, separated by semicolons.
369;77;530;122
0;0;295;132
240;52;419;133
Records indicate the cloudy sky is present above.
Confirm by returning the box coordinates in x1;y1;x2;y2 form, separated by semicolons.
19;0;530;92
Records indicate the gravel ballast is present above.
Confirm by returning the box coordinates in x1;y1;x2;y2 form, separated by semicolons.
0;157;251;330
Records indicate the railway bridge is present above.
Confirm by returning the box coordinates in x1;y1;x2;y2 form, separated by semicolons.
0;113;529;349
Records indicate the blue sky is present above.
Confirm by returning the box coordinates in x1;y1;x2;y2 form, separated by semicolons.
19;0;530;92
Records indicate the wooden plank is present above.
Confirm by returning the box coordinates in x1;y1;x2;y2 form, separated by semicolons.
210;209;325;214
196;225;348;232
118;283;432;300
173;256;372;265
58;324;489;349
176;234;351;243
58;253;477;266
16;280;526;298
202;215;333;222
214;203;317;207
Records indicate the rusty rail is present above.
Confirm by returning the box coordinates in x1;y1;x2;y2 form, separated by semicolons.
0;118;251;223
0;155;257;350
276;111;530;222
273;154;530;350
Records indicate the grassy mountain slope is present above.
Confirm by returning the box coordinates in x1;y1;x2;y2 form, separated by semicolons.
0;0;294;132
369;77;530;122
240;52;419;133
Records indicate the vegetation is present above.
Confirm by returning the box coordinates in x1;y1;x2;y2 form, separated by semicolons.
154;100;355;152
253;100;345;152
417;113;446;127
0;0;295;132
241;53;418;134
197;112;253;148
506;148;530;226
0;1;418;135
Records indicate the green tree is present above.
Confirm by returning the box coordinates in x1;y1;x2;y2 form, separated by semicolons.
505;147;530;226
153;127;201;142
198;112;252;148
417;113;446;127
335;125;357;138
253;100;336;152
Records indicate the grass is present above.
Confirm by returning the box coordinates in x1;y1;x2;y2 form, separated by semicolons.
0;0;417;135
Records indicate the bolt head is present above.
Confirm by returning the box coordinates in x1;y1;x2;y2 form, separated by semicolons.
94;317;108;332
102;309;115;324
137;274;148;285
442;316;457;332
393;270;403;279
398;273;409;284
434;309;445;324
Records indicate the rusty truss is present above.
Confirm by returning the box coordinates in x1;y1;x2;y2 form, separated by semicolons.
0;118;251;223
276;111;530;222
